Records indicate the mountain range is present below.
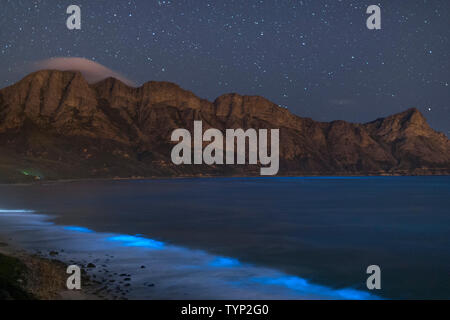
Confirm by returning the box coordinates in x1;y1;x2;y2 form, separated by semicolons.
0;70;449;183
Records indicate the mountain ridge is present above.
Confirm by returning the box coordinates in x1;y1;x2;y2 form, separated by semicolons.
0;70;449;183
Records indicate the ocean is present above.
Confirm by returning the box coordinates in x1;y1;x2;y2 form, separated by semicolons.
0;177;449;299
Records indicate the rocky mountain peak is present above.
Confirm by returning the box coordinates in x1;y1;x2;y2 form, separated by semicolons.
365;107;434;142
0;71;448;182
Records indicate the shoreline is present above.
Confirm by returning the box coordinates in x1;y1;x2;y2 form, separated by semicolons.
1;172;449;187
0;239;106;300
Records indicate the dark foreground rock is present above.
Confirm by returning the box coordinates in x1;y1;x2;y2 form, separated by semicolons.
0;253;34;300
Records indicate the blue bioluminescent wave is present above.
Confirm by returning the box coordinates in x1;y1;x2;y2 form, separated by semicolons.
251;276;380;300
0;209;34;213
63;226;94;233
0;211;382;300
106;235;165;249
333;288;380;300
209;257;242;268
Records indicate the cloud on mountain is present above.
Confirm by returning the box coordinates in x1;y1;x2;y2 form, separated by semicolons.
31;57;136;86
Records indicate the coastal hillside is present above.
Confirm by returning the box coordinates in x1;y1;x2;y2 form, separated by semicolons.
0;70;449;182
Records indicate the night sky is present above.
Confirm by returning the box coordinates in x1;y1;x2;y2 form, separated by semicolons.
1;1;449;135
